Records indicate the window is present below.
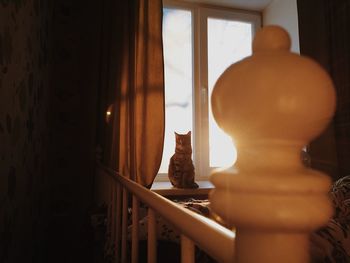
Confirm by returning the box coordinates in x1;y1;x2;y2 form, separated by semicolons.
158;1;261;180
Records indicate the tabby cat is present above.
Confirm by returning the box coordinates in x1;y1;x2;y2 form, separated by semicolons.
168;131;198;189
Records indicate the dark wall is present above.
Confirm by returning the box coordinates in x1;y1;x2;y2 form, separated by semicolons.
297;0;339;180
0;0;103;262
298;0;350;180
47;1;102;261
0;0;52;262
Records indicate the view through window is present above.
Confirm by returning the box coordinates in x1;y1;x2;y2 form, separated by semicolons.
159;4;260;177
160;8;193;173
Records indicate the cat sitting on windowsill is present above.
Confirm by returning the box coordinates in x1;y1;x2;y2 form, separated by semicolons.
168;131;198;189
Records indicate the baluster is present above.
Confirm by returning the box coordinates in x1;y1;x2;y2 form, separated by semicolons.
132;196;139;263
111;184;116;250
148;209;157;263
210;25;336;263
121;187;128;263
115;183;122;262
106;178;113;251
181;235;195;263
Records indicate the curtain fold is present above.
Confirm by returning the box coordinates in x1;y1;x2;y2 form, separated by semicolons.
105;0;164;187
298;0;350;180
325;0;350;179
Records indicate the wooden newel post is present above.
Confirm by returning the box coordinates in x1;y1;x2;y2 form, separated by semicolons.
209;26;336;263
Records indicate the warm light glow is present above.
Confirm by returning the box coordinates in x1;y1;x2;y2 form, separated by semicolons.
208;18;252;167
208;128;237;167
105;105;113;124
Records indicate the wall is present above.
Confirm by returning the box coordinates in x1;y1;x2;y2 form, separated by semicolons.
0;0;103;262
47;1;102;261
297;0;339;180
298;0;350;180
0;0;52;262
263;0;300;53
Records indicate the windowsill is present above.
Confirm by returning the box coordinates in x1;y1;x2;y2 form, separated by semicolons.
151;180;214;196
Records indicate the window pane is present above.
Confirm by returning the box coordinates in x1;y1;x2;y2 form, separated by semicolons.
159;8;193;173
208;18;252;167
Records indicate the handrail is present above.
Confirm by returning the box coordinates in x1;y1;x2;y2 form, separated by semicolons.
99;164;235;263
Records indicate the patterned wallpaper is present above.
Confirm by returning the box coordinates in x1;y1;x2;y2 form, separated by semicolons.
0;0;52;262
0;0;103;261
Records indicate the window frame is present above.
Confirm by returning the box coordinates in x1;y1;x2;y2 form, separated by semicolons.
157;0;261;182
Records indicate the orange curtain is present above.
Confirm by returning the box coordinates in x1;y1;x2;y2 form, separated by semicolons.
106;0;165;187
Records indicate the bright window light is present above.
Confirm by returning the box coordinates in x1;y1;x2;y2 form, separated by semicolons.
207;18;252;167
160;8;193;173
158;4;260;178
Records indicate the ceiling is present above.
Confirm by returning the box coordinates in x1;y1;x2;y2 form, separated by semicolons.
184;0;273;11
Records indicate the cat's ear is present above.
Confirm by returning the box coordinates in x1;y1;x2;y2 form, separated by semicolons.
174;132;179;137
187;131;191;136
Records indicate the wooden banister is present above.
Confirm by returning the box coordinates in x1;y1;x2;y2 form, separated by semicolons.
147;208;157;263
99;165;235;263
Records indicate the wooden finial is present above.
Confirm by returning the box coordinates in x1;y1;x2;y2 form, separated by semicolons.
210;25;336;263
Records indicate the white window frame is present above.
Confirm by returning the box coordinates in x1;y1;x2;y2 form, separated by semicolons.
157;0;261;182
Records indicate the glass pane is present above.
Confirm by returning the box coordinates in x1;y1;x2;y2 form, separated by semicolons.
159;8;193;173
208;18;252;167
